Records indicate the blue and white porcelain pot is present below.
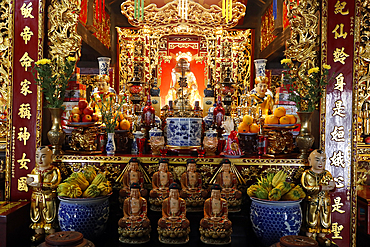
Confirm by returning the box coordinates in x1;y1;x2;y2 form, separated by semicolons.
204;128;217;138
149;126;163;138
250;197;302;246
58;195;110;240
167;117;202;147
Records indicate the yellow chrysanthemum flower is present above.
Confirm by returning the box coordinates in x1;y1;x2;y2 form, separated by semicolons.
35;59;51;65
308;67;319;74
67;57;76;62
323;64;331;70
280;59;292;64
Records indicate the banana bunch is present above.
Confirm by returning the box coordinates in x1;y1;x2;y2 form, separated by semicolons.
247;170;306;201
57;166;112;198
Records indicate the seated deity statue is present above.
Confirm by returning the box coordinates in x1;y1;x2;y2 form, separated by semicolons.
149;158;174;210
27;146;61;242
157;183;190;244
89;74;117;120
180;159;208;210
118;157;147;205
249;76;274;116
200;184;232;244
118;183;151;244
214;159;242;211
165;56;201;108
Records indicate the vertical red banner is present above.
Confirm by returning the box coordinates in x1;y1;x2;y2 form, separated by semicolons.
11;0;41;201
325;0;354;246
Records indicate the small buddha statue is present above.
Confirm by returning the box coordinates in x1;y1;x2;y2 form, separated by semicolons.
214;159;242;211
27;146;61;242
157;183;190;244
118;157;147;204
118;183;151;244
149;158;174;210
180;159;208;210
249;76;274;116
200;184;232;244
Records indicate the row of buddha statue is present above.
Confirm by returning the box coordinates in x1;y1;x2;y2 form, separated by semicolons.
118;182;232;245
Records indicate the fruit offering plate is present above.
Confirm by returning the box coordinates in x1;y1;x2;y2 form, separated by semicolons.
264;124;297;129
67;122;98;127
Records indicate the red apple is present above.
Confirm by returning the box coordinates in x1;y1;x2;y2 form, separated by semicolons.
83;106;94;116
82;114;92;122
71;107;82;115
92;113;99;122
72;113;81;122
78;99;88;110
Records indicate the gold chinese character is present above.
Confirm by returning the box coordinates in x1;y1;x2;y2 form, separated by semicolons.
17;153;30;170
331;222;344;239
18;177;28;192
334;73;346;92
20;79;33;96
19;52;34;71
334;0;349;15
332;24;347;39
17;127;30;145
329;150;346;167
20;3;34;19
20;26;34;44
334;176;345;188
332;197;346;213
18;103;31;119
332;100;345;117
330;126;345;142
333;47;349;65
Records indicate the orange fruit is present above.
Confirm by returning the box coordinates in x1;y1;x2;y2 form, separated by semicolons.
243;115;253;125
120;119;131;130
238;122;250;133
250;123;259;133
274;107;286;118
286;114;297;124
279;116;291;124
265;115;279;124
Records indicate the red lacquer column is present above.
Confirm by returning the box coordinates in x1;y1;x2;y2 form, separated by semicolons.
324;0;354;245
9;0;43;201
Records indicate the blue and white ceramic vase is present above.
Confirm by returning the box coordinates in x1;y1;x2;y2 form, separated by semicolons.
58;195;110;240
106;132;116;155
97;57;111;75
203;105;215;130
254;59;267;77
250;197;302;246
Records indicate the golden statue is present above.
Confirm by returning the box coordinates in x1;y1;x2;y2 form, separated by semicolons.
200;184;232;244
301;149;336;246
118;183;151;244
214;159;242;211
157;183;190;244
180;159;208;210
90;74;117;119
26;146;61;242
249;76;274;116
165;55;201;109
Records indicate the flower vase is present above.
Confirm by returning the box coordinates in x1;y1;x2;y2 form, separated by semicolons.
254;59;268;77
106;132;116;155
97;57;111;75
296;111;315;159
47;108;65;155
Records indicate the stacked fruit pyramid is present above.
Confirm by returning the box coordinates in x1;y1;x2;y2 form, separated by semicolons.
247;170;306;201
265;106;297;125
237;115;260;133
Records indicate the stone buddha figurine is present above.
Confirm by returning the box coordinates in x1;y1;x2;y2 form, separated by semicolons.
118;157;147;204
157;183;191;244
118;183;151;244
149;158;174;210
180;158;208;210
249;76;274;116
200;184;232;244
26;146;61;242
301;149;336;246
214;158;242;211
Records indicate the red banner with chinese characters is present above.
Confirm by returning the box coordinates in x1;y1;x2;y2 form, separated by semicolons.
10;0;42;201
325;0;354;245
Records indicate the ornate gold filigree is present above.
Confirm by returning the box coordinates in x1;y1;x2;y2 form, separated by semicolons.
69;127;99;151
121;0;245;30
48;0;82;61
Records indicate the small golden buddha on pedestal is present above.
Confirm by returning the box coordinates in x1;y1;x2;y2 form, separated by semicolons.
27;146;61;243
